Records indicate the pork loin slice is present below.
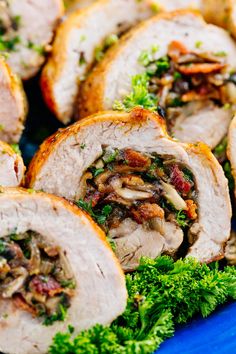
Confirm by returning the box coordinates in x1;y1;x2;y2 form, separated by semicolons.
41;0;158;124
0;188;127;354
0;58;27;143
79;10;236;148
0;0;63;80
0;142;25;186
26;108;231;266
171;101;233;149
110;218;184;271
202;0;236;39
227;114;236;198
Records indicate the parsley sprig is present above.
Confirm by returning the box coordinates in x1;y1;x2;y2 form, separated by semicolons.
49;256;236;353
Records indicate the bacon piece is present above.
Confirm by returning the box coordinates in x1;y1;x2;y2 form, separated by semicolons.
168;41;189;61
185;200;198;220
170;165;192;195
84;191;101;207
131;203;164;224
30;275;62;297
178;63;225;75
13;294;37;316
124;149;151;168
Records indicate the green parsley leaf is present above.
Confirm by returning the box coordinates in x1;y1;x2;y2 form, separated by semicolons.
49;256;236;354
43;304;68;326
10;144;21;155
175;210;188;228
113;73;158;111
0;240;5;254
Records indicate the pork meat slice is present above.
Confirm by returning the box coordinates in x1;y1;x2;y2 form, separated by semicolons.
0;141;25;186
26;108;232;265
171;101;233;149
110;218;184;271
0;187;127;354
0;0;63;79
0;58;27;143
227;114;236;198
79;10;236;148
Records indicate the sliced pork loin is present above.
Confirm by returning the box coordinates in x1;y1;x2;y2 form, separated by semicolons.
227;114;236;198
0;142;25;186
202;0;236;39
79;10;236;150
0;188;127;354
0;0;64;80
0;58;27;143
26;108;231;270
41;0;157;124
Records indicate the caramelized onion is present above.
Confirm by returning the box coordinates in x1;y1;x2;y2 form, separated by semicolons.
1;267;28;298
28;237;41;275
161;181;187;210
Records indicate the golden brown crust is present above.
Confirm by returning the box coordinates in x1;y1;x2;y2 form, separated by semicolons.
0;186;117;260
0;59;28;143
78;9;204;118
26;108;166;186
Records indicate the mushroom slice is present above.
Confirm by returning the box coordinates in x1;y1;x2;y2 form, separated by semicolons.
0;141;25;186
26;108;231;267
0;188;127;354
79;10;236;149
0;0;64;79
0;58;27;143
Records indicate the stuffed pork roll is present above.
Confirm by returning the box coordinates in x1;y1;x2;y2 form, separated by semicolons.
0;188;127;354
0;0;64;79
0;58;27;143
79;10;236;150
0;141;25;186
41;0;157;124
26;108;231;271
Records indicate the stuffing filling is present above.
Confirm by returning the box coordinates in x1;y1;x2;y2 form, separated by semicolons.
0;231;75;325
144;41;236;118
114;40;236;129
79;147;198;237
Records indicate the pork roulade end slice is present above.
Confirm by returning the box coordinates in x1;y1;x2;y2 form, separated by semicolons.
0;141;25;187
0;188;127;354
0;0;64;80
79;10;236;150
40;0;157;124
0;58;27;143
26;108;232;271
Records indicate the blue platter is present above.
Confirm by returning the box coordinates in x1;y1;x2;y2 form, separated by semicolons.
157;303;236;354
22;76;236;354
